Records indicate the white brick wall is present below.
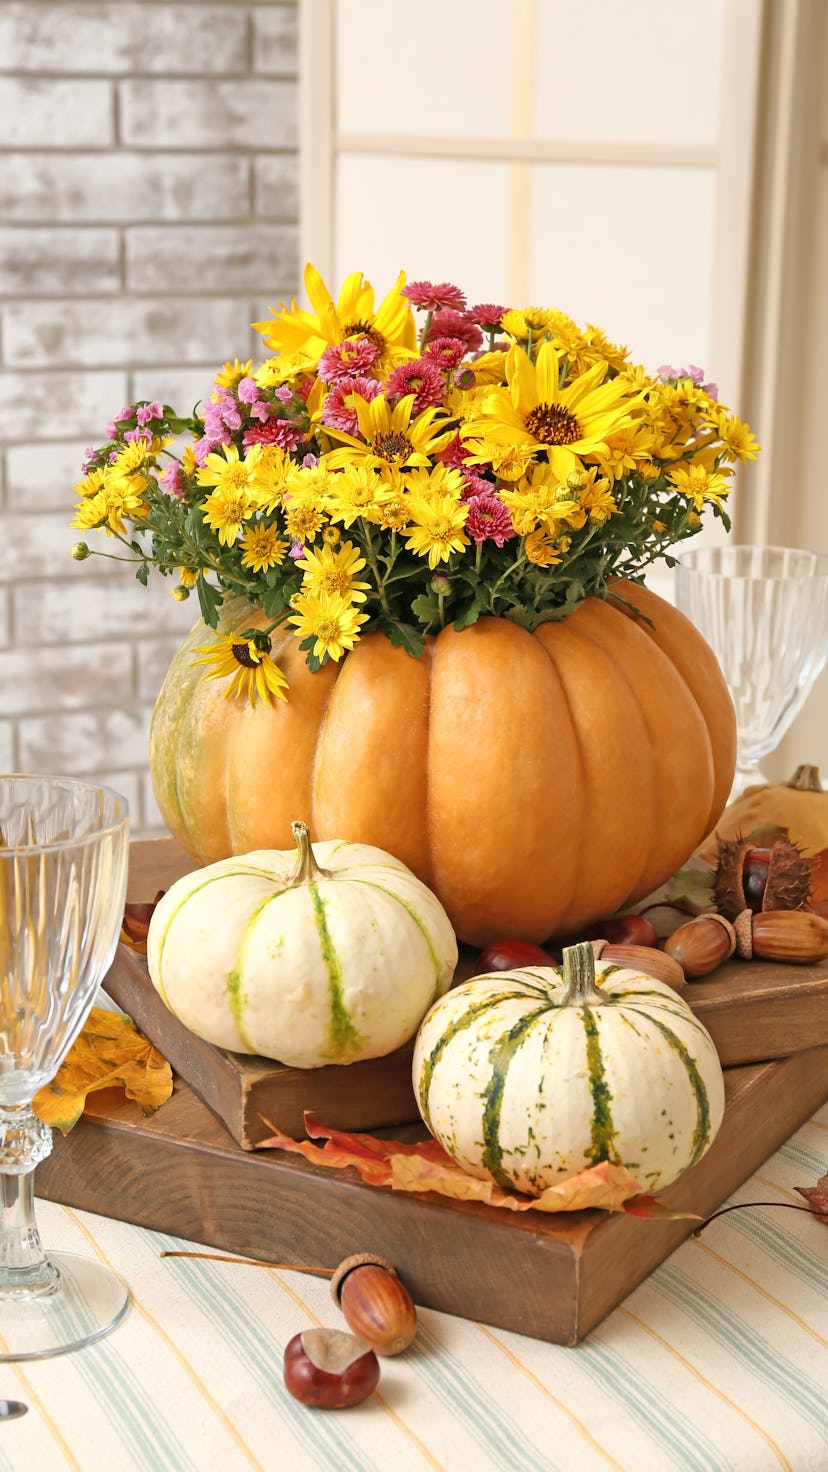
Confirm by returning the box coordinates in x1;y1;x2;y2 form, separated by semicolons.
0;0;300;834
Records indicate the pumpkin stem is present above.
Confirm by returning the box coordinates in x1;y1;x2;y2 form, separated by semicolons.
289;820;332;884
788;764;823;792
561;942;604;1006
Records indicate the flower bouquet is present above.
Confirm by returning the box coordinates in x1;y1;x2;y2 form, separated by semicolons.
71;265;758;944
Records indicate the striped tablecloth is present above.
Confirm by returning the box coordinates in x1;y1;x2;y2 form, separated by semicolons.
2;1101;827;1472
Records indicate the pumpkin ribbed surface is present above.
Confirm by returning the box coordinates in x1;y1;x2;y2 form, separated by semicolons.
150;581;736;947
146;840;457;1068
412;957;725;1195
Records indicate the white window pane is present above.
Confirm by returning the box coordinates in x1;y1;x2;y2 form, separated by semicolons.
335;0;512;138
334;154;511;303
534;0;723;146
528;163;716;375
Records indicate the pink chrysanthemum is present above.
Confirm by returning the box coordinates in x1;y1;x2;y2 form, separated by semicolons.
320;375;382;435
318;337;380;383
460;472;495;501
423;335;467;370
243;417;306;452
471;303;507;328
464;493;517;547
425;309;483;353
436;432;474;470
402;280;467;312
384;357;446;414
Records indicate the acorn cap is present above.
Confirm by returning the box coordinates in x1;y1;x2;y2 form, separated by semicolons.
734;909;754;959
330;1252;398;1306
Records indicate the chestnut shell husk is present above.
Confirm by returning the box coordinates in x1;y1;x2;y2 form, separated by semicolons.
714;836;812;921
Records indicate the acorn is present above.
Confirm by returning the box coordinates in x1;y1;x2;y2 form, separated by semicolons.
663;914;736;979
714;836;812;920
330;1253;417;1356
590;939;685;991
733;908;828;963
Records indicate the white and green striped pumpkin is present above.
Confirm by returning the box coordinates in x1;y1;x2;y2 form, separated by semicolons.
412;942;725;1195
146;821;457;1068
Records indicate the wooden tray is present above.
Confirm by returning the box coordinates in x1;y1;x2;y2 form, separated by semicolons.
37;1043;828;1346
105;929;828;1148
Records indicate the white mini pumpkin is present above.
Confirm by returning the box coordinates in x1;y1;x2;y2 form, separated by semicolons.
147;821;457;1068
412;942;725;1195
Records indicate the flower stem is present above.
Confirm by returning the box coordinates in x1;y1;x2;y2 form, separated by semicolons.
361;521;390;613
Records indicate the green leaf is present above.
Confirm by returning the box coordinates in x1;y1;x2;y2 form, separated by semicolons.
502;605;534;629
665;866;715;913
196;577;222;628
383;620;425;659
135;563;149;587
410;593;439;625
453;595;482;632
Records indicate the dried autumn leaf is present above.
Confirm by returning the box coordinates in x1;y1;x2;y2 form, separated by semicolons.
795;1172;828;1223
33;1005;173;1132
120;891;165;953
258;1115;660;1215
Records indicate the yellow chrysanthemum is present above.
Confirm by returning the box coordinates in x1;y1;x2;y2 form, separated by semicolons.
181;445;199;476
239;523;288;573
326;465;388;527
176;566;200;587
197;444;266;497
666;463;731;511
288;589;369;661
72;488;109;531
498;469;578;537
253;263;417;373
74;466;109;498
714;413;760;463
215;358;253;389
402;464;466;502
462;342;640;481
324;394;454;472
296;540;372;603
523;529;562;567
192;633;288;707
402;494;469;569
202;485;253;545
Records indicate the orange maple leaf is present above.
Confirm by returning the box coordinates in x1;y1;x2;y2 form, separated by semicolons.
33;1006;173;1133
257;1115;670;1215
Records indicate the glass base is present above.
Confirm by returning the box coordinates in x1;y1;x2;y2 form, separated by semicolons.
0;1251;129;1361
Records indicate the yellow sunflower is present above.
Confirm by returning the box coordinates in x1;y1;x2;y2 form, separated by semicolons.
192;633;289;706
324;395;454;472
462;342;640;480
253;263;417;373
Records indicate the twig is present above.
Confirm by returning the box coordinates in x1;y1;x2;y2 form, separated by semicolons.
160;1250;334;1275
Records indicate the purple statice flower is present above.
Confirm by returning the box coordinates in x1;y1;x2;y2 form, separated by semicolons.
302;453;319;468
160;462;185;499
288;541;305;560
136;400;164;425
273;385;293;404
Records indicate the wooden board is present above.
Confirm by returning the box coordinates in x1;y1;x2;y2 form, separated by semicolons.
37;1044;828;1346
111;837;828;1148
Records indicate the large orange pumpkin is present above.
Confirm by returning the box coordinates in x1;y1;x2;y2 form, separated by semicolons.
150;580;735;946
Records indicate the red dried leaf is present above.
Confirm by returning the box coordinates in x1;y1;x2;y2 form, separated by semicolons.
258;1115;651;1214
795;1172;828;1223
120;891;165;952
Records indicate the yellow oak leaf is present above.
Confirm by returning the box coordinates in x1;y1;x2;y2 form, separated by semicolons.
33;1006;173;1133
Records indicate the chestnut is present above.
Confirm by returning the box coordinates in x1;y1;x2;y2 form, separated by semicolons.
283;1328;379;1409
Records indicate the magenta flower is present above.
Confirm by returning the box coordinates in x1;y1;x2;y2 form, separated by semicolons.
237;377;261;403
243;417;305;452
320;375;382;435
423;335;467;370
385;358;445;413
425;308;483;353
471;303;507;328
465;493;516;547
436;432;473;470
460;472;495;500
402;280;467;312
318;337;380;383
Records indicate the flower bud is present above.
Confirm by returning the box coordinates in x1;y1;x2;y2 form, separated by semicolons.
71;541;90;560
172;585;190;601
430;574;452;596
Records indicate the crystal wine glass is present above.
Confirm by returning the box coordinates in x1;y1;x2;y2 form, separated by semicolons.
674;545;828;802
0;775;129;1360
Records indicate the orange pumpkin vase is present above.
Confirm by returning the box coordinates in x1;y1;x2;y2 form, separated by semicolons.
150;579;736;947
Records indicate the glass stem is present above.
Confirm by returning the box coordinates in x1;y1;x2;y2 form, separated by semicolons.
0;1104;58;1298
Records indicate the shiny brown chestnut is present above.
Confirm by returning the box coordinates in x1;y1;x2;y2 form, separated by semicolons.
331;1253;418;1356
283;1328;379;1409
